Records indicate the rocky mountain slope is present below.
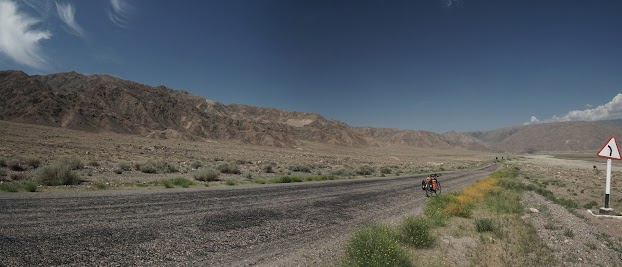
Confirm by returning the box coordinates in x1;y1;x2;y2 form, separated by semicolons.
467;120;622;153
1;70;618;152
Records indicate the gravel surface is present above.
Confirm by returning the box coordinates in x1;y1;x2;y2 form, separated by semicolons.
0;166;496;266
521;191;622;267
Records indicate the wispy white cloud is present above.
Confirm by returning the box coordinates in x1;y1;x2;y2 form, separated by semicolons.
585;104;594;108
55;2;84;37
108;0;131;28
0;0;52;69
526;94;622;125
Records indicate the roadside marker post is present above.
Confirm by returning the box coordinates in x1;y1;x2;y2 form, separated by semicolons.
597;136;622;214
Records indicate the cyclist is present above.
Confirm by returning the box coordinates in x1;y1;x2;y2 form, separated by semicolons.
421;176;431;190
422;174;439;191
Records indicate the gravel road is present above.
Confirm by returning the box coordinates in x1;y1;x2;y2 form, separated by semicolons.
0;166;496;266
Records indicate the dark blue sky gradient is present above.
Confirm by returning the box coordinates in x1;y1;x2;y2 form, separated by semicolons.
3;0;622;132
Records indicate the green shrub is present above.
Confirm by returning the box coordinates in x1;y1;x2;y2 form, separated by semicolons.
356;165;375;176
272;176;293;183
399;215;436;248
35;163;81;186
95;183;108;190
137;161;157;173
225;179;237;186
155;161;178;173
117;162;132;171
380;166;392;174
0;169;6;177
24;181;38;192
260;163;275;173
191;161;203;169
161;177;193;188
23;156;41;168
61;157;84;170
288;164;312;173
235;159;252;165
10;173;30;181
242;172;252;179
7;159;25;171
253;178;267;184
564;229;575;238
330;168;353;176
342;224;412;267
0;157;6;167
217;162;240;174
193;168;220;181
305;175;336;181
0;183;20;192
475;218;495;232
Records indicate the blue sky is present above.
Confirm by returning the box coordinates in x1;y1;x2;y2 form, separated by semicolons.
1;0;622;132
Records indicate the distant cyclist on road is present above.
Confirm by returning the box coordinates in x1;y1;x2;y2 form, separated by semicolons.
421;174;439;191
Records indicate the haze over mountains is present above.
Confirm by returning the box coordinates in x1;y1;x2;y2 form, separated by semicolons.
1;70;619;153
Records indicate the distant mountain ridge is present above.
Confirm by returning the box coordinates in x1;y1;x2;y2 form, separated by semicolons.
0;70;618;152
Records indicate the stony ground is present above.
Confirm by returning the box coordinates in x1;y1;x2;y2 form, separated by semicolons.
521;191;622;266
517;155;622;267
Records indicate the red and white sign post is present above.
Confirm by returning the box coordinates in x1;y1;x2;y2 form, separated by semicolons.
597;136;622;213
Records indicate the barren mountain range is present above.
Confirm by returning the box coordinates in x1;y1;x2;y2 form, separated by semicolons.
1;70;619;153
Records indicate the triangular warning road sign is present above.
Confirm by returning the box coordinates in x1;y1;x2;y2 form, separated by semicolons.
597;136;622;160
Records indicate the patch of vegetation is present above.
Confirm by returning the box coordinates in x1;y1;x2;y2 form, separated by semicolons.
355;165;375;176
341;224;412;267
271;176;303;183
23;181;38;192
7;159;25;171
399;215;436;248
162;177;194;188
235;159;252;165
330;168;353;176
10;173;30;181
583;200;598;209
0;169;6;177
60;157;84;170
95;183;108;190
117;162;133;171
0;183;20;192
35;162;81;186
475;218;495;232
136;160;178;174
380;166;392;175
136;161;157;173
113;168;123;174
217;162;240;174
0;157;6;167
225;179;238;186
242;172;252;179
191;160;203;169
23;156;41;169
288;164;312;173
192;168;220;181
563;228;575;238
260;163;275;173
304;175;336;181
87;160;100;167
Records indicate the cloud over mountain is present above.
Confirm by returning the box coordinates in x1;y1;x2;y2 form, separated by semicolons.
526;93;622;125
